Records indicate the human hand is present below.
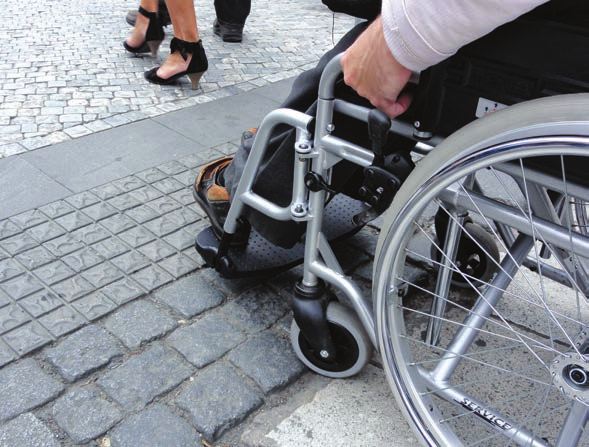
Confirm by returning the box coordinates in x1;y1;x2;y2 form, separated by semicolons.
341;16;413;119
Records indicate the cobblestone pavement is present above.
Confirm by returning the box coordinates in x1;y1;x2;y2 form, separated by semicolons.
0;1;392;446
0;0;354;158
0;140;381;444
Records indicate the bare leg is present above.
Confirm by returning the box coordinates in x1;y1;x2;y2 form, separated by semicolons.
125;0;158;48
157;0;200;79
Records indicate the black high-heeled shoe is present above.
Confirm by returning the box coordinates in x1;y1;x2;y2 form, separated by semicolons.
144;38;208;89
123;6;164;57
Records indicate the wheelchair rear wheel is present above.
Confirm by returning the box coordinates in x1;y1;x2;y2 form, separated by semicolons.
374;94;589;446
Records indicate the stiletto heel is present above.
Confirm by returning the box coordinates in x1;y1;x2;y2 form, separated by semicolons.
144;38;209;89
123;7;164;56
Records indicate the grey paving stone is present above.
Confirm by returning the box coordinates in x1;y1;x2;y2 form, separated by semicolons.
54;211;93;232
3;321;54;356
52;275;95;302
0;290;11;308
146;196;182;215
9;210;48;230
0;303;30;334
32;260;75;285
71;291;118;321
18;290;63;318
228;331;305;393
154;273;225;318
81;261;124;288
110;250;150;275
14;246;56;270
70;223;111;245
118;226;156;248
100;277;146;306
131;264;174;291
111;175;145;193
125;204;160;224
110;404;199;447
167;314;245;368
137;239;176;262
0;232;38;255
158;253;200;278
38;305;86;337
107;193;142;212
162;228;194;251
39;200;75;219
220;285;290;334
99;213;136;234
0;358;64;422
1;273;44;300
0;258;24;282
26;221;66;244
53;385;122;443
0;339;16;368
0;413;60;447
103;300;177;350
176;363;263;441
134;168;167;184
43;234;85;257
80;202;118;221
0;220;21;240
97;343;192;411
65;191;100;209
46;325;123;382
62;246;105;272
91;236;131;259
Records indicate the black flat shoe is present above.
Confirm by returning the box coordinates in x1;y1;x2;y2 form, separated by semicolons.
144;38;208;89
123;6;164;57
213;18;244;43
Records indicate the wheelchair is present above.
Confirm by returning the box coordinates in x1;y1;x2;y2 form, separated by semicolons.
196;11;589;446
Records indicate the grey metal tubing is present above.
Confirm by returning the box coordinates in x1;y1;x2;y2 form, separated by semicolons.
556;401;589;446
498;159;589;203
426;211;463;346
224;108;314;233
438;186;589;259
319;134;374;168
432;234;534;383
333;99;444;148
419;368;551;447
318;54;344;100
308;259;377;348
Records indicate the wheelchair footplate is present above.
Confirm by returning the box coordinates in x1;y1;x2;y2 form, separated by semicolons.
195;194;370;278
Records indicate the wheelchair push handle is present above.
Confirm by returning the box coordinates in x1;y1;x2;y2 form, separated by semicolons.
318;53;420;101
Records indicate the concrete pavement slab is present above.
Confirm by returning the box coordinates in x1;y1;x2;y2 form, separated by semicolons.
240;365;420;447
0;156;71;220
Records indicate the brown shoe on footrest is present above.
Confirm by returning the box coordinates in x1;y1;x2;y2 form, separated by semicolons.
193;156;249;245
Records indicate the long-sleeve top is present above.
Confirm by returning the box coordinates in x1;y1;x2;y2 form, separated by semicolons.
382;0;549;71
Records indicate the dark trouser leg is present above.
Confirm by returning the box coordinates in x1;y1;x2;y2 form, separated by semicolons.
223;22;371;248
214;0;251;26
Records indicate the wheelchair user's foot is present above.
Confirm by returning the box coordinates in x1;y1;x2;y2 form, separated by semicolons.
193;155;249;246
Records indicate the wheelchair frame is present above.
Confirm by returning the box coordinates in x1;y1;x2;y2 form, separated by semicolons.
202;54;589;446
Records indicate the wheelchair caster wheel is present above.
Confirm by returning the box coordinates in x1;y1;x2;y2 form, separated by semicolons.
290;301;372;378
432;221;500;288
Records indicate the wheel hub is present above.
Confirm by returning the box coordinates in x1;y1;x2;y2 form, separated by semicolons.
551;346;589;404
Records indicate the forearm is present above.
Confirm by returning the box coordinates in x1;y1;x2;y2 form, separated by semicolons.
382;0;549;71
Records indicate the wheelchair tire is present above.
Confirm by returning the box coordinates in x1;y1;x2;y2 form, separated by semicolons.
373;94;589;446
290;301;372;379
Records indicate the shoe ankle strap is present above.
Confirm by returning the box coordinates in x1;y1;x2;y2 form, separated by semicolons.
138;6;157;20
170;38;203;61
